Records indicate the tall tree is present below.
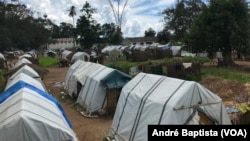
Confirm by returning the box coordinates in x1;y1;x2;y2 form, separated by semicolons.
144;28;156;37
76;1;98;48
157;28;171;44
100;23;116;44
58;22;74;38
0;2;51;51
68;6;77;48
186;0;250;66
162;0;205;42
68;6;76;27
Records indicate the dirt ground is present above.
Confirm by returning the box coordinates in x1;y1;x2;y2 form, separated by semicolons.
42;60;250;141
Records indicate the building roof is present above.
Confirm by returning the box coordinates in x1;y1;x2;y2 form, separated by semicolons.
123;37;158;45
53;38;75;42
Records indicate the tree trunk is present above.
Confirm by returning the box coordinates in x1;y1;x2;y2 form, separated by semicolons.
222;51;234;67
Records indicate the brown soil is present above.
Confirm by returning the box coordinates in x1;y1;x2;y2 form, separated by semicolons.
42;60;250;141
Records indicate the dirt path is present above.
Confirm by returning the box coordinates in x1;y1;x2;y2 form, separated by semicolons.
43;67;113;141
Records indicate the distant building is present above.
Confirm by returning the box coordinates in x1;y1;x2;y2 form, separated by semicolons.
47;38;79;50
123;37;158;46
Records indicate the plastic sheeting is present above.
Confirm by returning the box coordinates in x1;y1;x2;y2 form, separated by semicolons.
61;50;72;60
13;58;32;69
5;73;46;91
0;80;78;141
71;52;90;63
100;70;132;89
76;67;113;114
65;61;131;114
0;53;5;60
8;65;45;86
64;60;86;91
65;61;102;97
108;73;231;141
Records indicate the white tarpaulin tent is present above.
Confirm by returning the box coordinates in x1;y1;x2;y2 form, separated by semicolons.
61;50;72;60
13;58;32;69
64;60;85;91
0;80;78;141
108;73;231;141
5;73;46;92
71;52;90;64
0;53;5;60
18;53;32;59
171;46;182;56
8;65;45;86
101;45;127;55
76;66;114;115
65;61;131;116
65;61;103;98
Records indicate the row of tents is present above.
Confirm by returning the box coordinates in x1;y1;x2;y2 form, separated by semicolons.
0;57;78;140
64;60;232;141
101;44;183;57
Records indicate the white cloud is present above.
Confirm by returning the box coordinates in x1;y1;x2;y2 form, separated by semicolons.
7;0;176;37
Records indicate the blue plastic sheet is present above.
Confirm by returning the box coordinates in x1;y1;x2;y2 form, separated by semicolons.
0;80;72;128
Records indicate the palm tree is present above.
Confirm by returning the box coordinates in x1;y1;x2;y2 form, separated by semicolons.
68;6;76;27
68;6;76;48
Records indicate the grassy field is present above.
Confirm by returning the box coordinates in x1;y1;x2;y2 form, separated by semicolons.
202;67;250;83
38;56;59;68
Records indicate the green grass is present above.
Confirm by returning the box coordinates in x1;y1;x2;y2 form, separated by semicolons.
38;56;59;68
201;67;250;83
182;56;210;63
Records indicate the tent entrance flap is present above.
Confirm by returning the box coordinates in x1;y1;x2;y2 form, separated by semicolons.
105;88;121;115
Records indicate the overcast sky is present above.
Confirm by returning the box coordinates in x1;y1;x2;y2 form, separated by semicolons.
7;0;176;38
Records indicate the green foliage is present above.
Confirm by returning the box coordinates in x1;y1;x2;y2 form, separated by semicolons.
76;1;99;48
186;73;201;82
51;22;75;38
0;2;51;51
100;23;116;44
107;61;137;73
38;57;59;68
162;0;205;41
144;27;156;37
109;27;123;45
157;29;171;44
186;0;250;66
